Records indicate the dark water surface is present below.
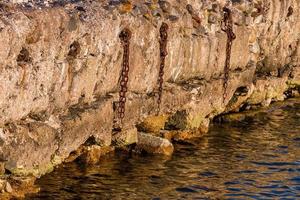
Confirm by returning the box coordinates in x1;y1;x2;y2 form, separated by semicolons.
26;99;300;199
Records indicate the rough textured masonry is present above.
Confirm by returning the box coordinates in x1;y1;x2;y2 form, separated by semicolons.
0;0;300;196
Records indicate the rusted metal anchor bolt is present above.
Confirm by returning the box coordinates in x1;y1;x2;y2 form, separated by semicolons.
118;28;132;121
222;7;236;103
157;22;169;115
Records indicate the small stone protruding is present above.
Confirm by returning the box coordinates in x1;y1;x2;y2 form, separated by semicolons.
68;41;81;58
136;115;168;133
165;110;188;130
5;182;12;193
0;162;5;175
77;145;115;165
118;0;133;14
186;4;201;24
112;128;138;147
17;47;31;64
158;0;171;13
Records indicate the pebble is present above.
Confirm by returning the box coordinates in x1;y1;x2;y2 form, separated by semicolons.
0;162;5;175
0;180;5;193
158;0;171;13
210;3;219;12
208;12;218;24
253;14;263;24
168;14;179;22
5;182;12;193
186;4;194;14
139;3;150;14
109;0;121;6
232;10;246;26
151;8;163;18
186;4;201;25
118;1;133;14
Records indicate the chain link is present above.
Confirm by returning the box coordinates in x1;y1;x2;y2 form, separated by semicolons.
157;22;169;115
222;7;236;103
117;28;131;126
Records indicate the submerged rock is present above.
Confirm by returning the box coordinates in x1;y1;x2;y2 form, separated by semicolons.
77;145;115;165
0;176;38;199
135;132;174;156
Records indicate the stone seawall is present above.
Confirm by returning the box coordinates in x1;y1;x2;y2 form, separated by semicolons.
0;0;300;197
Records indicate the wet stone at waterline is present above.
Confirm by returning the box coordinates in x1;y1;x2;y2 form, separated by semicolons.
25;99;300;199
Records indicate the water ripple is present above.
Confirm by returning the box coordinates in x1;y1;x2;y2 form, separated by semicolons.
26;98;300;199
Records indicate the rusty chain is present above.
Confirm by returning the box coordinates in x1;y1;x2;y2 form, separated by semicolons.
117;28;132;126
157;22;169;115
222;6;236;103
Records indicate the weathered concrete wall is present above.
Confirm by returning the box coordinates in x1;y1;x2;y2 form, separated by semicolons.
0;0;299;181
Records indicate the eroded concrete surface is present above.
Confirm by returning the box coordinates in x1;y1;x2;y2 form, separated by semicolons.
0;0;299;197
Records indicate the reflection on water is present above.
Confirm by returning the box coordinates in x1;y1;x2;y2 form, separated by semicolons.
27;99;300;199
